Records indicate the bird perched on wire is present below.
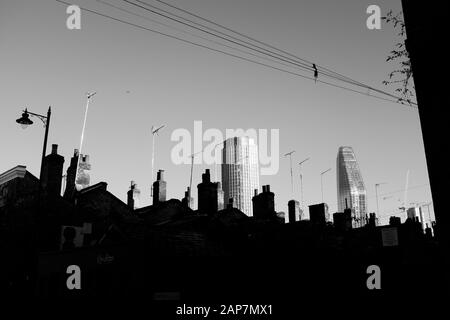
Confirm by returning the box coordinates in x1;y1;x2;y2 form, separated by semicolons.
313;63;318;83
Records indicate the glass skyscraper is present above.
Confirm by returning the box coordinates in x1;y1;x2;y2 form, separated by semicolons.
336;146;367;228
221;136;260;216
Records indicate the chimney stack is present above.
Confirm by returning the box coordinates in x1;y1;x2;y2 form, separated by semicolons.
252;185;276;219
127;180;141;210
288;200;301;223
42;144;65;197
64;149;91;198
153;169;167;205
181;186;194;208
309;203;330;226
227;198;234;209
197;169;224;215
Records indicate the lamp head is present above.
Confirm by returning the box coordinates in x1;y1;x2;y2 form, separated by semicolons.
16;109;33;129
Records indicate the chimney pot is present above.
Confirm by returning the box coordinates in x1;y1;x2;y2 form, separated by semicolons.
51;144;58;154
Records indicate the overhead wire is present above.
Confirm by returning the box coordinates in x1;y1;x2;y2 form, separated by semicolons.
131;0;417;106
55;0;416;107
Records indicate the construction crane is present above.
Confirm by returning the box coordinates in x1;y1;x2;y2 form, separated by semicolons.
151;124;165;196
375;182;387;215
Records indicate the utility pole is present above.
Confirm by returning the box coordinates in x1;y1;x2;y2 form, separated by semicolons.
284;151;296;198
150;124;165;196
298;157;310;210
74;92;96;191
375;182;387;215
320;168;331;203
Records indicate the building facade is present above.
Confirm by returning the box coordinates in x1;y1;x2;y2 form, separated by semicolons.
336;146;367;228
221;137;259;216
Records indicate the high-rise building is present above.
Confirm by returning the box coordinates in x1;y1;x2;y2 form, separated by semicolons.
336;146;367;228
221;136;259;216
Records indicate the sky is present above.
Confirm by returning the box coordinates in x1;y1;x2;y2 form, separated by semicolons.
0;0;434;223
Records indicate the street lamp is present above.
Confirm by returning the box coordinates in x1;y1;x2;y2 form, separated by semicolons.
16;107;52;184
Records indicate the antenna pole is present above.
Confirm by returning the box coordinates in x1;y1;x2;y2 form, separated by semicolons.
284;151;296;198
74;92;96;191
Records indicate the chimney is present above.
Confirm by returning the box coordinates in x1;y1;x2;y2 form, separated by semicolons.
309;203;329;226
368;212;377;227
252;185;276;219
333;210;353;232
157;169;164;181
127;181;141;210
153;169;167;205
202;169;211;183
42;144;65;197
197;169;222;215
181;186;194;208
64;149;91;198
288;200;301;223
227;198;234;209
389;216;401;226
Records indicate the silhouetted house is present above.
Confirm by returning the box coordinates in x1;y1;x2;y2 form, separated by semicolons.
197;169;224;215
309;203;329;227
1;141;442;298
0;165;39;209
288;199;301;223
137;198;194;226
0;165;40;292
153;170;166;205
127;180;141;210
252;185;276;219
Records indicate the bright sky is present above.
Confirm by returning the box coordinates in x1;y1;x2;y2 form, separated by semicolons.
0;0;434;223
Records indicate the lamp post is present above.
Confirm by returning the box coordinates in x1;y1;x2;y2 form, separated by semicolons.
16;107;52;186
320;168;331;203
